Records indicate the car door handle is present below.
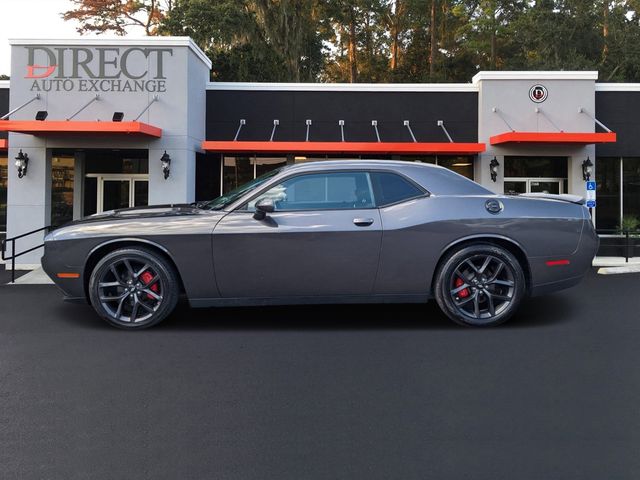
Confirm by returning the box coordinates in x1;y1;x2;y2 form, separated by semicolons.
353;218;374;227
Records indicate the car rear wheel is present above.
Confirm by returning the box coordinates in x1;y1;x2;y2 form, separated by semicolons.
434;244;525;327
88;248;179;329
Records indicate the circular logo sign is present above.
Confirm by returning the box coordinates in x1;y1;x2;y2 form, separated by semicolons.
529;84;548;103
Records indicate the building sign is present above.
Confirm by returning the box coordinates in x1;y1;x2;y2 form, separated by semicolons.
529;84;548;103
586;181;596;208
24;46;173;93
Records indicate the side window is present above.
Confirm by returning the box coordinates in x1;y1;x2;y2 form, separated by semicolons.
248;172;375;211
370;172;424;207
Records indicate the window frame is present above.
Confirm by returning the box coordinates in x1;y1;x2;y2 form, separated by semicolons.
234;168;429;213
236;170;378;213
369;171;429;208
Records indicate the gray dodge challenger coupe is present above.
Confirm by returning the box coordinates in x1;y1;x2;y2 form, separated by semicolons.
42;160;599;329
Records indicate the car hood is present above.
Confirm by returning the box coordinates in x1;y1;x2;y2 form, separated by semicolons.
46;204;227;242
66;204;205;225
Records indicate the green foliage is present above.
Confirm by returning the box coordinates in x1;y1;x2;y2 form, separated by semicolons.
620;215;640;233
64;0;640;83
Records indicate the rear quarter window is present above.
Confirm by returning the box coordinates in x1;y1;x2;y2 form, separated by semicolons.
370;172;424;207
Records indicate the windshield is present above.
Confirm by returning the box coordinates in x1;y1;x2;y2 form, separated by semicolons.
200;167;283;210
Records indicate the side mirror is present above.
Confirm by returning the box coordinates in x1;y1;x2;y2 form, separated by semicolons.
253;198;275;220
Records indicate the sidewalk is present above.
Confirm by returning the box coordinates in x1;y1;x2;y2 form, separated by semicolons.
593;257;640;275
1;267;51;285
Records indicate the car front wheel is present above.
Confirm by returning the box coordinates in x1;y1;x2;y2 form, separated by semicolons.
88;248;179;329
434;244;526;327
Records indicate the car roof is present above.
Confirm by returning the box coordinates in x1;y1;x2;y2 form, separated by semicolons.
281;159;444;172
266;159;493;197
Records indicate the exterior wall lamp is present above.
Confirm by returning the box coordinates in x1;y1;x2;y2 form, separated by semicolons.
582;157;593;181
160;151;171;179
489;156;500;182
15;150;29;178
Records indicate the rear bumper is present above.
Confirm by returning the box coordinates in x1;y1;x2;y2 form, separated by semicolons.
529;216;599;296
529;274;584;296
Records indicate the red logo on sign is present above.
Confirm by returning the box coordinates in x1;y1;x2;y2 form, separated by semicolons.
25;65;57;79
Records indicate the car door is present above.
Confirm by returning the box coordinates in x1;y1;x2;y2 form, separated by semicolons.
212;170;382;298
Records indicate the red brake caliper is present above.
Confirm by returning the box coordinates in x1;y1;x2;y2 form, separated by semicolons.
139;271;159;300
455;277;470;298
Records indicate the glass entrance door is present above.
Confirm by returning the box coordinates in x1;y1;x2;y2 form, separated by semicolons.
529;180;561;194
94;175;149;213
504;156;568;196
504;178;564;195
102;179;130;211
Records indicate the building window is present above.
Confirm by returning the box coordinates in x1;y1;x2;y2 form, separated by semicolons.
85;150;148;174
222;156;253;193
504;156;568;178
623;158;640;224
222;155;288;194
219;154;475;194
82;149;149;216
196;153;221;202
51;154;75;228
595;157;621;231
255;156;288;177
594;157;640;232
437;156;474;180
504;156;568;195
0;154;6;235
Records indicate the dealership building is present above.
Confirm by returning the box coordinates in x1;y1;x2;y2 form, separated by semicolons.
1;36;639;267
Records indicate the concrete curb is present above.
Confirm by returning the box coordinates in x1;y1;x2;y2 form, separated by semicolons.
593;257;640;267
597;265;640;275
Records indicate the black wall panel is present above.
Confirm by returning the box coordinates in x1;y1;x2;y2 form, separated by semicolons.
0;88;8;140
596;91;640;157
206;90;478;144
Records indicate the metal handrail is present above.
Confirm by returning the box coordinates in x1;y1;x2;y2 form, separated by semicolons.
595;229;640;263
1;226;50;283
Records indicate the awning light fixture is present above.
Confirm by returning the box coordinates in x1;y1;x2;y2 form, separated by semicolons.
15;149;29;178
490;156;500;182
160;151;171;179
582;157;593;181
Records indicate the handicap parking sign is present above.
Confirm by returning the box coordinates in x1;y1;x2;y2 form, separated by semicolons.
585;181;596;208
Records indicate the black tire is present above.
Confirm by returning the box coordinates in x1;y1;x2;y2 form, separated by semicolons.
88;247;180;329
434;243;526;327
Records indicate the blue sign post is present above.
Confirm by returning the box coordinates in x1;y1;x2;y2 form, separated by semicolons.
586;181;596;208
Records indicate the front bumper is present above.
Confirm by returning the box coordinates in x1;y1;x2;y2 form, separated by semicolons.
41;242;87;301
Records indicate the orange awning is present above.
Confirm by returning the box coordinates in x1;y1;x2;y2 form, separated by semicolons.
490;131;616;145
201;140;485;155
0;139;7;150
0;120;162;138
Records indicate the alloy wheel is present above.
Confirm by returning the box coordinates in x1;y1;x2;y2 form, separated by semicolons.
97;257;164;324
449;254;515;322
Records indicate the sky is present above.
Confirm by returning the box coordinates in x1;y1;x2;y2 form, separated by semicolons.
0;0;140;76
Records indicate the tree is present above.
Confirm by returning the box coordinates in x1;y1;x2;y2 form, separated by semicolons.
249;0;323;82
61;0;640;83
161;0;323;81
62;0;173;35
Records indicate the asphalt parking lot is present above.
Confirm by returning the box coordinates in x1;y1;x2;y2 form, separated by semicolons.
1;268;639;480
